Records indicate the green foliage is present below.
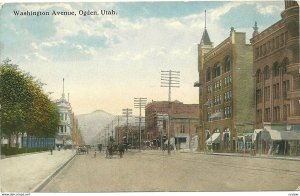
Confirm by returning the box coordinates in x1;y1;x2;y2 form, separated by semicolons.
0;59;60;138
1;145;49;156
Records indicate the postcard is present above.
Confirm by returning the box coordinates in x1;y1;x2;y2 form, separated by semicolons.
0;0;299;195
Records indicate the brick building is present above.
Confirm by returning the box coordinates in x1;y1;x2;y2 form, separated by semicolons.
195;25;255;153
145;100;200;150
250;0;300;155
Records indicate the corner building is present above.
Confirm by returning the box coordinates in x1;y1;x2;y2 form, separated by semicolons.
196;27;255;153
250;0;300;155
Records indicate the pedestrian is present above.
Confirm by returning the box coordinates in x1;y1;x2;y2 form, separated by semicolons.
118;143;125;158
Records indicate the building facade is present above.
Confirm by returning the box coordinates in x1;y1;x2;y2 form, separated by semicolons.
250;0;300;155
195;27;255;153
145;100;200;150
55;80;73;148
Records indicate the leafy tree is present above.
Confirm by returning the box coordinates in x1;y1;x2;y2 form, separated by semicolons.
0;59;60;147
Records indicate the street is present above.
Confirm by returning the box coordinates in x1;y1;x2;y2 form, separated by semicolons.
40;150;300;192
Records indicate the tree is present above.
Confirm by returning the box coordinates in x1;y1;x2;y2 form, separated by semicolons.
0;59;60;147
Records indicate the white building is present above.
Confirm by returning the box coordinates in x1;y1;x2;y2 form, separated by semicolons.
55;79;73;148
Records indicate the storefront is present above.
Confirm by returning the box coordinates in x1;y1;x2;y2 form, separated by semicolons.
253;128;300;156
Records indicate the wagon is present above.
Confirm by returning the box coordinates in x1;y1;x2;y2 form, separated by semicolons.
105;142;125;158
76;146;88;155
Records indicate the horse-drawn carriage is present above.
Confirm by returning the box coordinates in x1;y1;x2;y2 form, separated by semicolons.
106;142;125;159
76;145;88;155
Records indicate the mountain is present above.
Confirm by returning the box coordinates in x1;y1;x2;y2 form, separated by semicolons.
76;110;137;145
76;110;114;145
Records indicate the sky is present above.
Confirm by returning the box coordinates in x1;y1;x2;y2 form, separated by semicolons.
0;0;284;116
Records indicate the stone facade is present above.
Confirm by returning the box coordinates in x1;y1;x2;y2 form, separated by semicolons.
250;0;300;129
196;28;255;153
250;0;300;155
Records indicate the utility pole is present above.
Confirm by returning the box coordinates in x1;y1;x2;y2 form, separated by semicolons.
134;98;147;152
111;120;114;142
161;70;180;155
122;108;132;144
115;116;121;143
161;70;180;102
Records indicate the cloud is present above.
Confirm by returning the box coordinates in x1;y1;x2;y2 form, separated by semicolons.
255;3;282;15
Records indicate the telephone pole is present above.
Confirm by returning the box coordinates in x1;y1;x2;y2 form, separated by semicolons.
161;70;180;155
134;98;147;151
161;70;180;102
122;108;132;144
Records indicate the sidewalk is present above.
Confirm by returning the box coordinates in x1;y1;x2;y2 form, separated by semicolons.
0;149;76;192
140;149;300;161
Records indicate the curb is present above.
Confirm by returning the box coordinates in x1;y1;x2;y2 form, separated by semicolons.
209;152;300;161
30;153;77;192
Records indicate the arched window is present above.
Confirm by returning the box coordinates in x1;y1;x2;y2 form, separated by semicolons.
256;69;261;83
206;67;211;82
281;57;289;74
263;66;270;80
273;62;280;77
213;63;221;78
224;56;231;73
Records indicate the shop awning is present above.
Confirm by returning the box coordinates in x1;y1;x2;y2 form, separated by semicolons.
206;133;221;145
265;128;300;140
255;128;300;141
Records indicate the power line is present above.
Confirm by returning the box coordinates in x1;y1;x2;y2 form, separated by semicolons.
161;70;180;102
134;97;147;151
122;108;132;144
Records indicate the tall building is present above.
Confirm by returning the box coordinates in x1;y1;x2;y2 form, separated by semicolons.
55;79;73;148
195;23;255;152
250;0;300;155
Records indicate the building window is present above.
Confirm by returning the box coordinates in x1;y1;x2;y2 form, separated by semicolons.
224;75;232;86
224;106;232;118
256;69;261;83
262;44;267;55
283;104;290;120
224;91;232;102
273;83;280;99
273;62;280;77
282;80;290;98
60;125;64;133
256;89;262;103
282;57;289;74
264;66;270;80
213;63;221;78
207;85;212;94
224;56;231;72
206;68;211;82
180;125;185;133
60;113;64;120
264;86;270;101
265;108;271;122
279;33;284;47
273;106;280;121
